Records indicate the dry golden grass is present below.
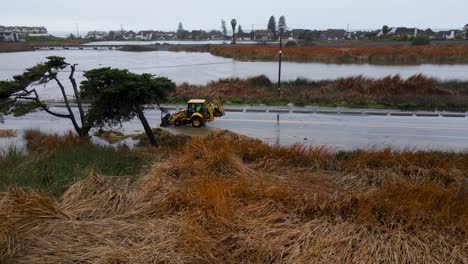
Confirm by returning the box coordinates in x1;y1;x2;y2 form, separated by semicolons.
1;129;467;263
23;130;88;152
93;130;130;143
0;129;16;138
174;74;468;111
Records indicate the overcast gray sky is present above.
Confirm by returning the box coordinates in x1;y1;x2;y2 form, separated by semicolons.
2;0;467;34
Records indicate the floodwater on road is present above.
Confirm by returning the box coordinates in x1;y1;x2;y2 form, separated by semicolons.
1;50;468;100
1;109;467;152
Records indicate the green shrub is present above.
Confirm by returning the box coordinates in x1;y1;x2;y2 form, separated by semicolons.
412;36;431;46
285;40;297;47
226;97;244;104
247;75;272;87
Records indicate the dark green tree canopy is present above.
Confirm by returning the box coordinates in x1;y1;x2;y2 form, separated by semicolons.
0;56;90;136
0;56;68;101
382;25;390;35
230;19;238;44
80;68;175;146
221;19;228;36
81;68;175;127
0;56;69;113
238;25;244;34
268;16;277;38
0;56;91;135
278;16;287;35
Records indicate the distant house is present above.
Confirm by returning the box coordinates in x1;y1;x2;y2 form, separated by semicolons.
321;29;346;40
346;31;376;40
254;29;273;41
86;31;108;40
283;30;302;40
420;28;435;38
0;31;19;42
237;31;252;41
434;30;458;40
376;27;436;38
108;30;125;40
191;30;208;40
208;30;224;40
384;27;417;37
395;27;418;36
153;31;176;40
286;29;306;40
123;31;136;40
0;26;47;35
136;31;153;40
0;25;47;40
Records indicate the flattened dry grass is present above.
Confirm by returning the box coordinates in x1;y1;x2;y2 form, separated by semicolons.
0;130;467;263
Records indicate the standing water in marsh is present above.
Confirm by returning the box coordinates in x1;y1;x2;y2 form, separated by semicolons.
1;49;468;99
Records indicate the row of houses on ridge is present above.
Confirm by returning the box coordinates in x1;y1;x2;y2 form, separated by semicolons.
0;26;49;42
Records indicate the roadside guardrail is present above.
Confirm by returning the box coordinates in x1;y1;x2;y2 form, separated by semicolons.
42;101;468;118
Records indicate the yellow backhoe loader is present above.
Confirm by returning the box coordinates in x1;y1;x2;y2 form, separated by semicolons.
160;96;225;128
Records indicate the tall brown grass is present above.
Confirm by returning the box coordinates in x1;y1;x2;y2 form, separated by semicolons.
1;130;467;263
174;74;468;111
23;130;88;152
171;44;468;65
0;129;16;138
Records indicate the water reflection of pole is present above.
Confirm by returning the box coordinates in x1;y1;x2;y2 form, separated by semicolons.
75;23;79;38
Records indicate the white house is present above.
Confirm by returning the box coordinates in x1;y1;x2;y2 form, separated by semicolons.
136;31;153;40
434;30;459;40
86;31;108;40
123;31;136;40
0;31;19;42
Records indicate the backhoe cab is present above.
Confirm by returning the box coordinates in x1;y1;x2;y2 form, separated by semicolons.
160;96;225;128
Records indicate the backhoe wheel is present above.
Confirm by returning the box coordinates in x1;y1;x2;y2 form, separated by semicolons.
174;120;182;127
191;117;203;128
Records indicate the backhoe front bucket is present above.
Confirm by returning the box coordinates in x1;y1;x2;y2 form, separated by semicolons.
160;113;171;127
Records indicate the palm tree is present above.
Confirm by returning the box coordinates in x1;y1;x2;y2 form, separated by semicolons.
231;19;237;44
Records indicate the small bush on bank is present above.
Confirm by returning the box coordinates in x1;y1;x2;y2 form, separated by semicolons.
412;36;431;46
285;40;297;47
247;75;272;87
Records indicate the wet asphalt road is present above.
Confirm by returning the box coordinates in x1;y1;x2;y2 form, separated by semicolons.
1;109;468;152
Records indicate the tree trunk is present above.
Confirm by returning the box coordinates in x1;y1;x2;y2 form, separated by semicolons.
52;74;83;137
69;64;88;136
136;108;158;147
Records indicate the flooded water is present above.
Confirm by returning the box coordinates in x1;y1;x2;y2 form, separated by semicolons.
85;40;257;45
1;49;468;99
1;109;467;152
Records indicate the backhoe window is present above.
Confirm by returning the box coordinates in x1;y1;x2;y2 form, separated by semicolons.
187;104;195;117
